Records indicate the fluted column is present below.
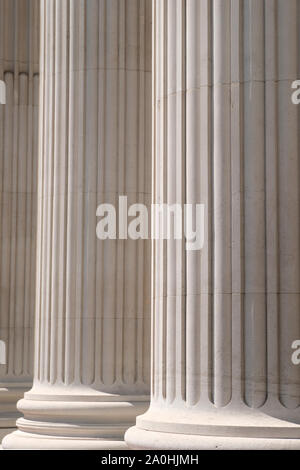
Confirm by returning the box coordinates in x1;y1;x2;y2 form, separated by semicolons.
3;0;151;450
0;0;39;440
126;0;300;449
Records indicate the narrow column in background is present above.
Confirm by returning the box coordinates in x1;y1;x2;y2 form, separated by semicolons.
126;0;300;449
0;0;39;440
3;0;151;449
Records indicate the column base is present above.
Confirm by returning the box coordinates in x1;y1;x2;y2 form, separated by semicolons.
3;430;128;450
125;426;300;450
0;384;30;441
2;390;149;450
0;428;15;443
125;403;300;450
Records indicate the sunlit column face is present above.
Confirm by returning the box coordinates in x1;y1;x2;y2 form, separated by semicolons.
125;0;300;451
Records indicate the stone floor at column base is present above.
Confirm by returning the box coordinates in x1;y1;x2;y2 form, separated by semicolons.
125;426;300;450
2;430;128;450
126;404;300;450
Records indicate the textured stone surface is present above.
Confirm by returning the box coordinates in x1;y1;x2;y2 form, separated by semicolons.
1;0;300;451
0;0;39;439
126;0;300;450
3;0;152;450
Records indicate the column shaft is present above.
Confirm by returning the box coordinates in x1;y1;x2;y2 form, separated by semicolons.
3;0;151;450
0;0;39;440
126;0;300;450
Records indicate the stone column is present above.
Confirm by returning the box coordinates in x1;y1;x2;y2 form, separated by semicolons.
3;0;151;450
0;0;39;440
126;0;300;449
